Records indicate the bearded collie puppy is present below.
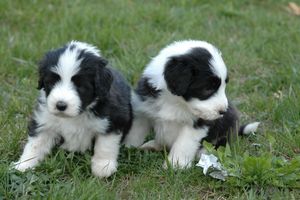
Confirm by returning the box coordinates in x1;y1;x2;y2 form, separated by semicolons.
14;41;132;178
124;40;259;169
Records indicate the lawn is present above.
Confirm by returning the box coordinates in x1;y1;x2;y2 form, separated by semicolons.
1;0;300;199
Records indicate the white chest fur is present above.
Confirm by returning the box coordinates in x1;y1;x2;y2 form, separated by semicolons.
35;106;109;152
154;120;184;148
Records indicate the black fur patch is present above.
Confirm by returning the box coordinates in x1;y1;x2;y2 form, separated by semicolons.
90;68;133;136
55;135;65;146
164;47;221;101
193;118;214;129
28;118;41;137
42;72;60;96
136;77;161;100
200;102;239;148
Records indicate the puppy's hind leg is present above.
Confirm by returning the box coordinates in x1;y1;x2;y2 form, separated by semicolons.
123;116;151;148
140;139;163;151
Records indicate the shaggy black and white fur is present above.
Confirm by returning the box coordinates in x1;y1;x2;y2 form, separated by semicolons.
14;41;132;178
124;40;259;169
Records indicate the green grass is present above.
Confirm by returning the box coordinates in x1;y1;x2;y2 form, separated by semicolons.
1;0;300;199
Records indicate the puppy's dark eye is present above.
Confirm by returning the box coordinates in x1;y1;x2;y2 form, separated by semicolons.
209;76;221;89
44;72;60;87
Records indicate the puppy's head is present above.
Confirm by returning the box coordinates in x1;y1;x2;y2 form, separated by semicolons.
162;41;228;120
38;41;112;117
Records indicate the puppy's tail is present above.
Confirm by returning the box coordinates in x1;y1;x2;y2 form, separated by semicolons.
238;122;260;136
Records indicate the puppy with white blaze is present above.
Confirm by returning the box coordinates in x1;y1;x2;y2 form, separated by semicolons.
14;41;133;178
124;40;259;169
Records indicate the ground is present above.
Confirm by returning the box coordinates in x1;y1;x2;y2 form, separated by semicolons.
0;0;300;199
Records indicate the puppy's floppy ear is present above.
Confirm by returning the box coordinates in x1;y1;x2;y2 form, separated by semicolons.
94;58;113;100
96;57;108;68
164;57;192;96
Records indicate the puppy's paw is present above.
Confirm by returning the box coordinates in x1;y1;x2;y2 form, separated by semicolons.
163;155;192;169
91;159;117;178
140;140;162;151
12;160;37;172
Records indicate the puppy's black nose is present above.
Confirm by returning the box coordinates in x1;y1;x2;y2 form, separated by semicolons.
56;101;67;111
219;110;226;115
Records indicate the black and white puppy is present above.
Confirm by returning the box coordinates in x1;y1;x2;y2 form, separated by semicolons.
124;40;259;169
14;41;132;178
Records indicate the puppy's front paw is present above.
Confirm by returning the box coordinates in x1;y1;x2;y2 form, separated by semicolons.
163;155;192;169
13;160;37;172
91;159;117;178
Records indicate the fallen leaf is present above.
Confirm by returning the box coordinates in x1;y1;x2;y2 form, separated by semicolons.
288;2;300;16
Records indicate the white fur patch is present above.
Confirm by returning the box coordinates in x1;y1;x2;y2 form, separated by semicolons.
68;40;100;56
